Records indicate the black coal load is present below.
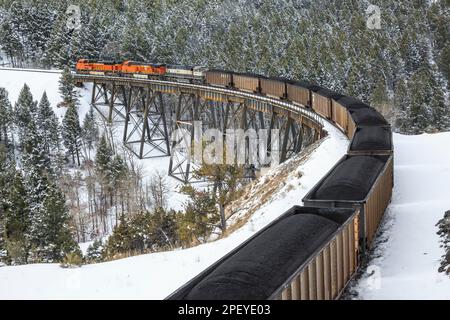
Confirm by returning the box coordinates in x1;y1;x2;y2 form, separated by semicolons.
316;88;345;101
183;214;339;300
309;84;325;92
350;107;388;126
351;127;392;151
293;80;319;90
313;156;385;201
337;96;370;110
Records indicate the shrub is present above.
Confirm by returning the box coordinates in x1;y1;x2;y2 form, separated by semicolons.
85;239;105;263
437;210;450;274
60;250;83;268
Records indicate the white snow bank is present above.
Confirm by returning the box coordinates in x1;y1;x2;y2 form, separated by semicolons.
0;120;348;299
353;132;450;299
0;67;92;122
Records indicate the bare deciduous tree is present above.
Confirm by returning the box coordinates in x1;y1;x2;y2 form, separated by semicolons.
148;170;170;210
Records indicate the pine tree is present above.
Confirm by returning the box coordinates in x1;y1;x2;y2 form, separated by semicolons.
37;92;60;155
94;134;115;227
58;67;78;107
178;185;217;246
20;129;79;263
126;211;152;253
14;84;35;127
409;65;437;133
193;146;245;232
42;14;72;68
26;168;50;263
85;239;105;263
0;144;15;263
72;15;103;61
31;181;79;262
0;88;12;143
95;134;113;178
394;78;412;133
371;75;391;120
82;106;99;155
14;84;37;145
121;14;153;61
111;155;127;190
0;16;24;67
26;5;56;65
62;103;82;166
150;207;178;249
110;154;127;190
430;70;450;131
105;213;132;257
22;116;50;174
3;170;31;265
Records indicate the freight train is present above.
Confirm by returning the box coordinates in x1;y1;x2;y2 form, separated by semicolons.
75;59;393;300
76;59;207;82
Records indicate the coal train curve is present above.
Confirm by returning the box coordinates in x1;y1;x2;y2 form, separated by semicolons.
75;60;394;300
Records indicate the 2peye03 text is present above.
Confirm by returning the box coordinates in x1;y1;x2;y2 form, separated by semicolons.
177;304;271;318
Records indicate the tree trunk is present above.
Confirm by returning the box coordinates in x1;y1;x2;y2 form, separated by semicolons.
219;203;226;232
76;147;80;166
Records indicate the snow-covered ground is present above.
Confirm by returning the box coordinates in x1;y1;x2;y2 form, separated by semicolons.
352;132;450;299
0;67;74;120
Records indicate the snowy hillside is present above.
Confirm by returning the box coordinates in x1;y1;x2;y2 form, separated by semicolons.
3;130;448;300
352;132;450;299
0;68;81;121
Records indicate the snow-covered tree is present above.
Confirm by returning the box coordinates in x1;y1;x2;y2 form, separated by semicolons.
394;78;412;133
30;181;79;263
178;184;217;246
85;238;105;263
42;13;72;68
82;106;99;157
3;170;31;265
62;103;82;166
409;65;439;133
72;14;103;61
0;88;12;143
59;66;78;107
14;84;37;146
37;92;60;154
0;16;24;67
22;116;50;175
0;144;15;263
95;134;113;178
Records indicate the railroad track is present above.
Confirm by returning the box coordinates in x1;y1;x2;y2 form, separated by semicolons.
0;67;61;74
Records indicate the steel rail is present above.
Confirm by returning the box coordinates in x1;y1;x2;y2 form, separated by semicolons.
0;67;61;74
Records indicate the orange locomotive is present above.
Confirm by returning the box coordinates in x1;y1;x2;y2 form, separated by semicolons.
76;59;167;78
75;59;122;75
121;61;166;77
